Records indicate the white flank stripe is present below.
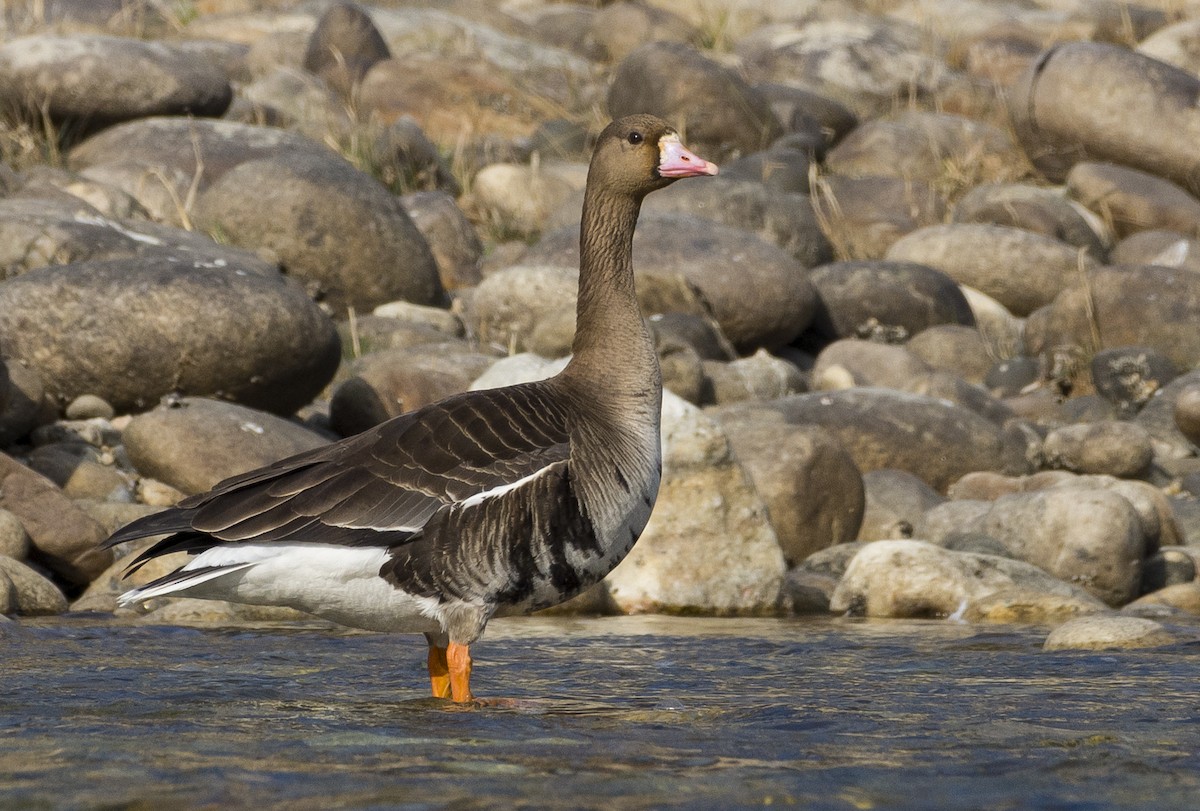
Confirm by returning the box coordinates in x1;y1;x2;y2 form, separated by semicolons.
459;465;553;509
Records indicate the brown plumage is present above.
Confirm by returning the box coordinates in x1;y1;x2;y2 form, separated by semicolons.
103;114;718;703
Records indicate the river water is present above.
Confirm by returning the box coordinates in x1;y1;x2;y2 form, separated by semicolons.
2;614;1198;809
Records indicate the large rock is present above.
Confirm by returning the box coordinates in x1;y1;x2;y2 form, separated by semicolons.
713;410;864;566
601;393;785;614
0;34;231;134
607;41;781;161
1009;41;1200;195
976;489;1148;606
522;214;817;351
641;177;832;268
0;555;68;616
0;196;281;280
812;175;945;259
1043;615;1181;651
0;451;110;585
398;190;483;291
192;150;443;313
1066;162;1200;239
952;182;1107;258
121;398;330;496
1042;421;1155;478
858;468;946;542
885;223;1099;317
330;346;496;436
737;15;953;116
830;540;1107;623
1025;265;1200;387
726;388;1031;491
804;260;975;346
0;256;341;415
302;1;391;96
825;111;1024;185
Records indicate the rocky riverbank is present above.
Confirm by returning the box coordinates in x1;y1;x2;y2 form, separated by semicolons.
3;0;1200;651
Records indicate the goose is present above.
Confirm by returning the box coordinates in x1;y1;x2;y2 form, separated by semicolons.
102;114;718;703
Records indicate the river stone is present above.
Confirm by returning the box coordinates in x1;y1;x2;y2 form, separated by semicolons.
26;443;132;502
756;83;858;157
601;393;784;614
1090;346;1177;416
857;468;946;542
470;162;582;239
825;111;1023;186
1140;548;1198;595
1009;41;1200;195
1127;582;1200;617
759;388;1028;490
1066;162;1200;239
465;265;578;355
907;325;994;386
978;489;1146;606
66;117;338;225
192;152;442;314
952;182;1108;258
0;556;68;616
302;1;390;96
714;413;864;566
1043;615;1179;651
523;214;817;351
398;191;482;292
0;451;110;585
0;256;340;415
1026;266;1200;387
812;175;945;259
830;540;1106;622
1042;421;1155;478
914;500;994;547
812;340;932;392
64;394;115;421
701;350;806;406
885;223;1098;317
811;341;1013;426
588;1;698;63
0;199;287;283
953;471;1180;553
330;346;496;436
1111;230;1200;273
121;397;330;496
0;35;231;135
0;360;51;447
720;145;811;194
804;260;974;347
737;16;952;117
237;66;352;142
607;41;781;161
641;177;832;268
0;509;29;560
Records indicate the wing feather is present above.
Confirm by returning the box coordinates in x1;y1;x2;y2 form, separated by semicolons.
105;382;574;560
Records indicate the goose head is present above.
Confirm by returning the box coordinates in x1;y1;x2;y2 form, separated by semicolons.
590;114;718;199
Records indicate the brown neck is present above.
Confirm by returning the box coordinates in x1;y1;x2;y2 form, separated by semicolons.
562;184;661;402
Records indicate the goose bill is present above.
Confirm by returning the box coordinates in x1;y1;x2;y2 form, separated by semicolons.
657;135;719;178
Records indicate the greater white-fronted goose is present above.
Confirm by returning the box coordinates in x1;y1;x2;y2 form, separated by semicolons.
103;114;718;703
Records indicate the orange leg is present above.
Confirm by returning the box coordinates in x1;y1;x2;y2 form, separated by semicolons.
447;642;474;703
427;644;451;699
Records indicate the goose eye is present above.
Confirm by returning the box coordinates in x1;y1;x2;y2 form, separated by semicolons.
627;132;643;145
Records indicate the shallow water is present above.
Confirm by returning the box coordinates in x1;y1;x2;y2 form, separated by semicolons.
2;615;1199;810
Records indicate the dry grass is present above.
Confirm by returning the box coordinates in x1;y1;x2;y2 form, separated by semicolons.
0;113;62;171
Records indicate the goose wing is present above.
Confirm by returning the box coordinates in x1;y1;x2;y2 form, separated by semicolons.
105;383;572;569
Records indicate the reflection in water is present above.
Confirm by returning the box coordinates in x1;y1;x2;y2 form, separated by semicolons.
3;615;1199;809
